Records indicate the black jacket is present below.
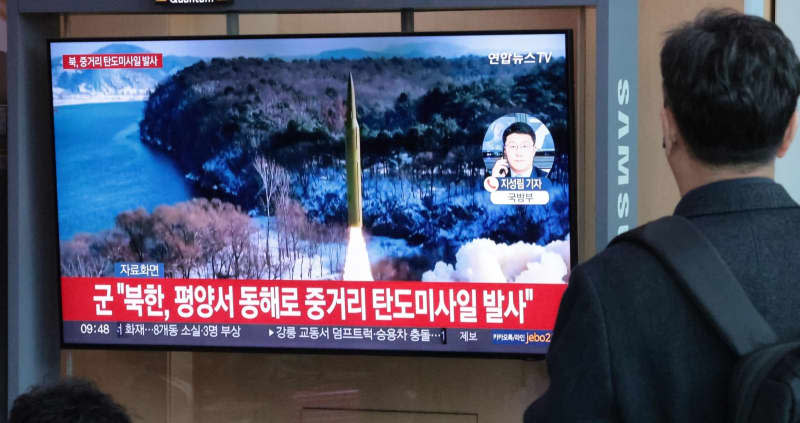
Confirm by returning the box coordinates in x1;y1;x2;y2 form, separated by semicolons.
524;178;800;422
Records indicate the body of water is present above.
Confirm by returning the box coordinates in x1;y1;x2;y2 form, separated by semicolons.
55;101;192;240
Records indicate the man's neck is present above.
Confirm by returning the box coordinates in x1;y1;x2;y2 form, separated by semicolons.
511;168;533;178
676;160;775;197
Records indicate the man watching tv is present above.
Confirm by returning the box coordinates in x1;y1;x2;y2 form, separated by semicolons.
492;122;548;178
9;378;132;423
524;9;800;423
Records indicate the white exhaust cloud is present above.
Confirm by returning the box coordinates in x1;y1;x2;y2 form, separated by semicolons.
421;237;570;284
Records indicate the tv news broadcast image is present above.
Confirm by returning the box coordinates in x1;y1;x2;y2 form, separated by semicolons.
50;32;574;355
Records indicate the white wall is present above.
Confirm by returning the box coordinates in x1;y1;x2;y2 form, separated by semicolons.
776;0;800;202
743;0;764;18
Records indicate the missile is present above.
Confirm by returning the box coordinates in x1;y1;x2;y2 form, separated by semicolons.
345;73;363;228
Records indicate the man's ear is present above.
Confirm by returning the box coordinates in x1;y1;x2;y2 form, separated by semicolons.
661;108;678;156
777;110;798;158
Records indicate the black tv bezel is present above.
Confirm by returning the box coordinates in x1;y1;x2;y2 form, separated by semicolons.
48;29;577;359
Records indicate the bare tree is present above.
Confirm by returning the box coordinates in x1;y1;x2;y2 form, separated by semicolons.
253;156;291;278
115;208;152;262
60;233;113;277
253;156;290;217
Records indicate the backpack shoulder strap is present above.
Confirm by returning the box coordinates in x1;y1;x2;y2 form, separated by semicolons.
611;216;778;356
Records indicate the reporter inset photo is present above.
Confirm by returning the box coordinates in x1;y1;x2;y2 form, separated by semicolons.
482;114;555;178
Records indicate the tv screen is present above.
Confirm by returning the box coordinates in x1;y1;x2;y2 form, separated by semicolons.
51;31;574;355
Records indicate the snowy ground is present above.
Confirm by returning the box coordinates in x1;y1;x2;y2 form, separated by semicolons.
249;217;421;281
366;235;423;264
199;217;572;283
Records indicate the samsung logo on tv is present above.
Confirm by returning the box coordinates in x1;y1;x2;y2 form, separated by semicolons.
155;0;229;4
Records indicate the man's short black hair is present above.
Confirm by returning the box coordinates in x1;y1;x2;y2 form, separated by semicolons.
661;9;800;166
502;121;536;146
9;378;132;423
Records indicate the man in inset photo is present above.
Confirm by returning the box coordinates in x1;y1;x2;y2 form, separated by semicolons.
492;122;548;178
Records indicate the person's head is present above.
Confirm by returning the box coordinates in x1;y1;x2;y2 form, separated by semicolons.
502;122;538;175
9;378;132;423
660;9;800;193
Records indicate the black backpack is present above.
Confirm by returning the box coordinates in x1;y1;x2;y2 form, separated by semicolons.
612;216;800;423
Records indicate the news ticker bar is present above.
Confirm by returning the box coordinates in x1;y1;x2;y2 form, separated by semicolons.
63;321;553;354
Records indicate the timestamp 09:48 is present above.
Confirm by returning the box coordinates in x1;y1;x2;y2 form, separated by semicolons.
79;323;111;335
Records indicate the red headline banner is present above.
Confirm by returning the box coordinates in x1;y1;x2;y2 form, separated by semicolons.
62;54;163;70
61;277;567;330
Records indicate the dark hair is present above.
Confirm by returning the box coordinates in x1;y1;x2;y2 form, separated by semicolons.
660;9;800;166
502;121;536;147
9;378;132;423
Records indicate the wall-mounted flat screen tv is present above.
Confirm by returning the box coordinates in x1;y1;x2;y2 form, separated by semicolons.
50;31;575;355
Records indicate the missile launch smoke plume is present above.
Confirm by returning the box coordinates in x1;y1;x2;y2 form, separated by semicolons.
343;227;373;281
